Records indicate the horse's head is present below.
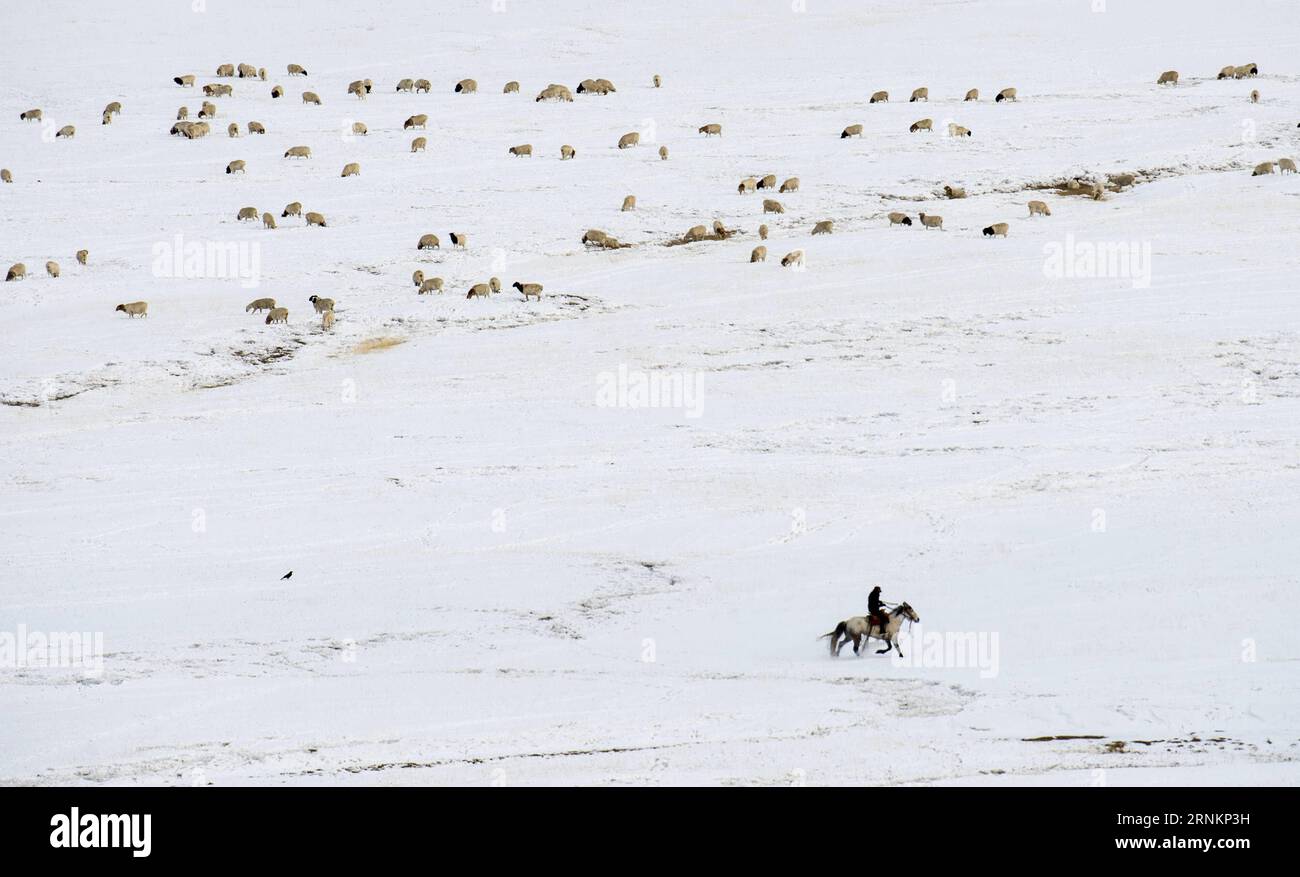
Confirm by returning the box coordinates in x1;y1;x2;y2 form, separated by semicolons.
895;602;920;624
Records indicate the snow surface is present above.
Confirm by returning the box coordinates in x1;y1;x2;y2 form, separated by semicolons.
2;0;1299;785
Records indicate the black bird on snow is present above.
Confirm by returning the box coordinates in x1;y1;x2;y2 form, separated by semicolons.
280;571;293;580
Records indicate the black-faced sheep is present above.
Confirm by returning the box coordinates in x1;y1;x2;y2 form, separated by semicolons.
116;301;148;317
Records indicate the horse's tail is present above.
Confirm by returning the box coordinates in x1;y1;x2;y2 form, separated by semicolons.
821;621;847;656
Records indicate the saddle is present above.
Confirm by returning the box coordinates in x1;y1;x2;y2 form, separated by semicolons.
869;611;889;628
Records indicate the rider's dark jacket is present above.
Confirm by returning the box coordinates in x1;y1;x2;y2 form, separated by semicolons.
868;588;883;617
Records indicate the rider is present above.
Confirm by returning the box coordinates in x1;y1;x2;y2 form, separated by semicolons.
868;585;889;630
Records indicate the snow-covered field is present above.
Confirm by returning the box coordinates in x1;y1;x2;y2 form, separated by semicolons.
3;0;1299;785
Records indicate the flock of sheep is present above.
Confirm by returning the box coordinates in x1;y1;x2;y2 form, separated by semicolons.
2;57;1294;331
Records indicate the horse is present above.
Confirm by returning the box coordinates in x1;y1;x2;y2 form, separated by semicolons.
819;602;920;658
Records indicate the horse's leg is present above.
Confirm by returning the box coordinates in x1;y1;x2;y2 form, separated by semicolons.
851;633;861;656
876;635;892;655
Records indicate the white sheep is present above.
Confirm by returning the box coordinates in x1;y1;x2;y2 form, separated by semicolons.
455;78;478;94
282;201;302;218
699;123;722;136
781;250;804;268
918;213;943;229
237;206;258;221
5;263;26;281
302;91;322;105
909;118;932;133
779;177;799;193
513;282;543;300
1157;70;1179;86
841;123;864;138
341;162;361;177
450;232;467;248
411;137;427;152
306;211;327;227
910;87;929;102
622;195;636;211
560;144;576;160
995;87;1017;102
618;132;640;149
404;114;427;130
982;222;1009;237
750;246;767;263
503;81;520;93
812;220;834;235
509;144;533;157
246;298;276;313
964;88;979;101
762;199;785;214
869;91;888;104
46;261;59;277
322;309;335;331
1028;200;1051;217
115;301;149;319
226;159;246;174
309;295;334;314
419;277;444;295
887;212;912;226
1279;158;1297;174
284;145;312;158
265;307;289;324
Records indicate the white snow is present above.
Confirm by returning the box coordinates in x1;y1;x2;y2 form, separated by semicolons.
2;0;1299;785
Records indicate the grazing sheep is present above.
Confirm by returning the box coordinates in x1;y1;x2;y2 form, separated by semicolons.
750;246;767;263
622;195;636;211
466;283;491;299
347;80;368;100
306;211;327;227
341;162;361;177
412;270;424;288
918;213;943;230
287;63;307;76
410;136;427;152
618;132;641;149
887;212;912;226
964;88;979;101
780;250;804;268
450;232;467;248
1233;64;1254;79
1252;161;1275;176
271;85;284;99
20;108;42;121
102;110;113;126
947;123;971;137
418;277;444;295
1157;70;1179;86
76;249;88;265
757;174;777;190
683;225;708;243
699;123;722;136
174;75;195;88
5;263;25;281
237;206;258;221
308;295;335;314
104;101;122;117
204;83;233;97
758;224;769;240
183;121;211;139
216;64;235;77
284;145;312;158
302;91;321;105
1218;65;1236;80
258;68;267;81
712;220;731;238
350;122;366;136
583;229;610;247
1279;158;1297;174
509;144;533;157
503;80;520;93
1108;172;1136;190
55;125;75;139
177;106;189;120
659;146;668;160
560;144;576;160
738;177;757;194
116;301;148;318
909;87;929;102
404;114;427;130
595;78;617;93
262;212;277;229
414;79;431;93
995;87;1017;102
489;277;502;294
779;177;800;193
46;261;59;278
869;91;888;103
0;169;10;183
812;220;834;235
982;222;1009;238
909;118;932;133
246;298;276;313
1241;62;1258;77
227;122;240;137
762;199;785;214
1251;89;1260;103
282;201;302;218
841;124;864;138
1028;200;1051;217
535;84;574;102
513;282;543;300
264;307;289;324
653;75;662;88
198;101;218;119
395;78;414;93
455;78;478;94
322;309;335;331
944;184;966;199
226;159;246;174
237;63;257;79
